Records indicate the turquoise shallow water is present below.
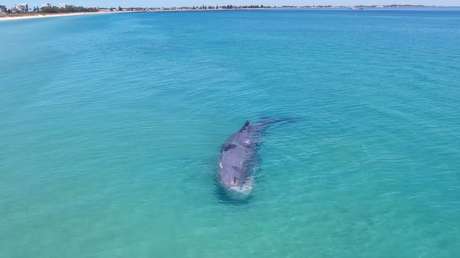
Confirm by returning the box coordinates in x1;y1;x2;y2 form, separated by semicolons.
1;10;460;258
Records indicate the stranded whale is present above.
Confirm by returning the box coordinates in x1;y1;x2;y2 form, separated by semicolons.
217;118;292;199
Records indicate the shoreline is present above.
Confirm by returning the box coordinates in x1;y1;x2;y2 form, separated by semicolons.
1;6;459;22
0;11;131;22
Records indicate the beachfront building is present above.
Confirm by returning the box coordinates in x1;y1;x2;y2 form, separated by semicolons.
13;3;29;13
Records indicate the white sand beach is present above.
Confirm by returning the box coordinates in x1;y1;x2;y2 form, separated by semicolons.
0;11;125;22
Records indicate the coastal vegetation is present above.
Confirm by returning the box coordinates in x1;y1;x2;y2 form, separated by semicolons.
39;5;98;14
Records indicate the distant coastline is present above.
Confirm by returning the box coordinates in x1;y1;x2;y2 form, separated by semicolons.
1;4;459;22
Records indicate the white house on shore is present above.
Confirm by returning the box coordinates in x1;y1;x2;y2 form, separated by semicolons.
14;3;29;13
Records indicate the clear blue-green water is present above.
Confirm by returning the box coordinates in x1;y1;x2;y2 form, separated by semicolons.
1;10;460;258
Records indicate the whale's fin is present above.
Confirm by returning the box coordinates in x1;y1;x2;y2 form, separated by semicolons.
239;121;250;132
221;143;237;153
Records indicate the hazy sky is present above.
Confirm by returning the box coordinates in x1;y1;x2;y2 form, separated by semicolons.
2;0;460;8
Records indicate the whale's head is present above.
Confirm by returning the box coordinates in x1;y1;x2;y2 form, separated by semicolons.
218;160;253;199
225;177;253;199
